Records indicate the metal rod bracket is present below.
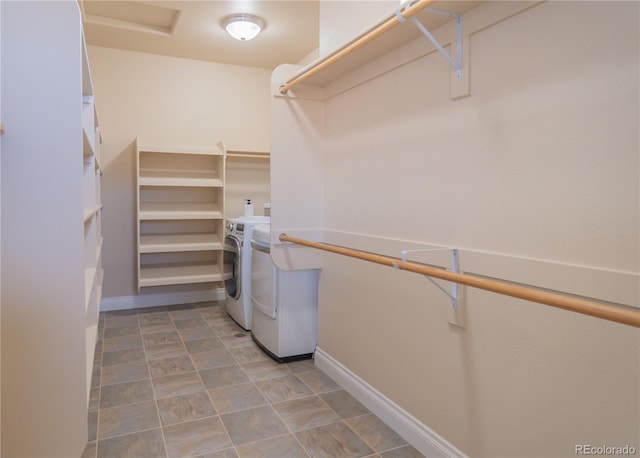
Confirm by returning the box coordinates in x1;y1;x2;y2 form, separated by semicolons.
401;248;459;308
396;3;463;79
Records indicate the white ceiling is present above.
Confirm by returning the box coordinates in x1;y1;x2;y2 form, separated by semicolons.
80;1;320;69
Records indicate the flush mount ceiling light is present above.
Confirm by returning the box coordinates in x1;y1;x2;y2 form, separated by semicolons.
222;14;264;41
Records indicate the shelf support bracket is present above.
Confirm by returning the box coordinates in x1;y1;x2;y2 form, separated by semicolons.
396;4;463;79
400;248;459;308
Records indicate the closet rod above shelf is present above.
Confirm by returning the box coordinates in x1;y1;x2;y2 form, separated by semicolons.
279;234;640;328
279;0;437;94
227;152;270;159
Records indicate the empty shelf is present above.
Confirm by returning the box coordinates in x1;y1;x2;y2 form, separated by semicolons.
139;171;223;188
139;233;223;253
138;263;223;287
139;203;223;220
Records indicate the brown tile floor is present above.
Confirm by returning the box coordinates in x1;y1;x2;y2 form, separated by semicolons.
82;301;424;458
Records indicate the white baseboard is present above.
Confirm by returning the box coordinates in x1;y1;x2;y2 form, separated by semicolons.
314;347;465;458
100;288;226;312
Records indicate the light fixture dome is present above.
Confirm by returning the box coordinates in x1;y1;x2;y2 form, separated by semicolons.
223;14;264;41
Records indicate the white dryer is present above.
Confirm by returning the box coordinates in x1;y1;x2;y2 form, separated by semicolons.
250;224;319;362
223;216;269;330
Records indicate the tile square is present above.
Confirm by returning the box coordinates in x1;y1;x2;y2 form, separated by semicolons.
103;325;140;339
272;395;340;432
229;345;271;364
97;428;166;458
185;337;226;354
88;410;98;442
148;354;195;378
200;448;239;458
320;389;370;419
101;361;149;386
98;401;160;440
152;371;205;399
99;379;154;409
163;416;232;457
142;330;182;347
255;374;313;403
82;441;96;458
220;405;289;445
219;333;253;349
156;391;217;426
89;386;100;411
199;365;250;389
380;444;425;457
346;414;407;452
102;348;146;367
210;321;244;337
286;359;316;373
295;421;374;458
198;305;228;320
102;334;144;352
205;316;236;328
208;383;267;414
103;314;139;328
242;359;293;382
297;369;340;393
174;317;209;329
235;434;308;458
145;342;188;360
139;320;177;335
137;311;171;324
178;325;217;342
168;308;203;320
191;349;237;370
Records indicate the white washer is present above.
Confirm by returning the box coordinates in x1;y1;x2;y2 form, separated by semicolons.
250;224;319;362
223;216;270;330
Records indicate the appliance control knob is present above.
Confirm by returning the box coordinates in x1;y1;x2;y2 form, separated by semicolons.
227;222;234;232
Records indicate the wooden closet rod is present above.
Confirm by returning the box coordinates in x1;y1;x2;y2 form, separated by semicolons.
227;152;270;159
279;234;640;328
279;0;438;94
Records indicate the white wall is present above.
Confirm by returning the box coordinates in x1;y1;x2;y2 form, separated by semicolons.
318;0;397;56
271;1;639;456
225;156;270;219
86;46;272;299
0;2;3;451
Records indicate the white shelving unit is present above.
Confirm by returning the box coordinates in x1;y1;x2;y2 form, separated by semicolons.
136;141;226;292
1;1;103;455
82;45;103;396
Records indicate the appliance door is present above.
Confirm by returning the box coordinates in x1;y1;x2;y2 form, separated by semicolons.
251;242;277;319
223;234;241;300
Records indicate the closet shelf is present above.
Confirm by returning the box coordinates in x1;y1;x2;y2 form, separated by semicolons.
138;175;224;188
138;146;224;156
139;263;223;287
227;151;270;160
139;233;223;253
279;0;481;92
83;204;103;223
136;140;227;292
138;203;223;220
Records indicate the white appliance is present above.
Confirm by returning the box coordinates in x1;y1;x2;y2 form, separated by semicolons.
250;224;319;362
223;216;270;330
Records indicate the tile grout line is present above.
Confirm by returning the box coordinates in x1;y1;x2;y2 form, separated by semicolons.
193;305;238;456
138;310;170;458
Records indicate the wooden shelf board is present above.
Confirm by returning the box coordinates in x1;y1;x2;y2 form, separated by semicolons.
139;146;224;156
139;175;223;188
139;263;222;287
139;203;223;220
139;233;223;252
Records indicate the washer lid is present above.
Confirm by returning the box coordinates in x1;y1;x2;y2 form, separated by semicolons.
252;224;271;244
231;215;270;225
